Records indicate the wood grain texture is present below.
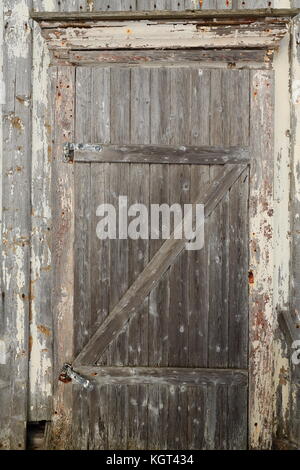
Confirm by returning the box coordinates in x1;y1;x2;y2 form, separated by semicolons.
75;366;248;386
51;48;272;68
45;67;76;450
32;9;299;21
73;163;247;367
74;145;249;164
0;0;32;450
249;70;275;450
72;67;93;448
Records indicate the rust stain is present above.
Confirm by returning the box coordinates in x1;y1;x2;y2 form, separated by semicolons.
29;335;33;355
37;325;51;337
264;224;273;240
249;271;254;284
11;116;24;131
126;28;133;34
58;374;72;384
279;366;288;386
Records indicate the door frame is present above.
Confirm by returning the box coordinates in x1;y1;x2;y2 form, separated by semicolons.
31;9;298;450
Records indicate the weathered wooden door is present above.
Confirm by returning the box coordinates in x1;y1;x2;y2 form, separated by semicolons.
52;64;251;450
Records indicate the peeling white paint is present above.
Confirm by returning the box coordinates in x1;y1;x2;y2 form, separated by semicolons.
0;79;5;105
292;79;300;104
28;5;54;420
0;340;6;365
42;21;288;51
4;0;31;60
272;32;292;440
41;0;57;11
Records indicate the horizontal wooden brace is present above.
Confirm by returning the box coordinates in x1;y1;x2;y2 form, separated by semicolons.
74;366;248;387
31;9;300;23
72;144;250;165
51;48;272;68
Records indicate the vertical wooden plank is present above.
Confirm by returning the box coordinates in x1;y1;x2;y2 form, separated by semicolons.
228;171;249;369
0;0;32;450
214;384;228;449
207;194;229;368
88;385;108;450
128;67;150;367
227;384;248;449
208;71;230;369
126;67;150;449
210;70;224;146
168;68;191;368
71;67;92;449
249;70;275;449
90;67;111;337
188;386;206;449
204;383;217;449
222;70;250;147
224;70;249;371
107;66;130;366
72;161;91;443
127;384;148;449
147;385;169;449
93;0;137;11
188;68;210;368
148;67;171;448
29;0;56;425
108;385;128;449
47;66;75;449
104;66;131;449
167;386;188;449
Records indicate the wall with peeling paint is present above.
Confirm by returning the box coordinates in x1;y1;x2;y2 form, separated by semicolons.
1;0;300;450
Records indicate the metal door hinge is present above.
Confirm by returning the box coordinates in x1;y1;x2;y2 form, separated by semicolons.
59;363;93;390
63;143;103;163
63;143;75;163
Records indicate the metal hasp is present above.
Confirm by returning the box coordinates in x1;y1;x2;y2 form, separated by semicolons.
63;143;103;163
59;363;94;390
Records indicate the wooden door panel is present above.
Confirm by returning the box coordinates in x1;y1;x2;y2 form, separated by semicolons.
71;382;247;450
70;65;250;450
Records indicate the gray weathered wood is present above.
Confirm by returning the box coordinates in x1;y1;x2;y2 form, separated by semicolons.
278;311;300;346
51;48;272;68
72;67;93;449
106;66;130;367
31;9;300;22
0;0;32;450
75;366;248;386
74;144;249;164
73;163;247;367
148;68;171;369
46;67;76;450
